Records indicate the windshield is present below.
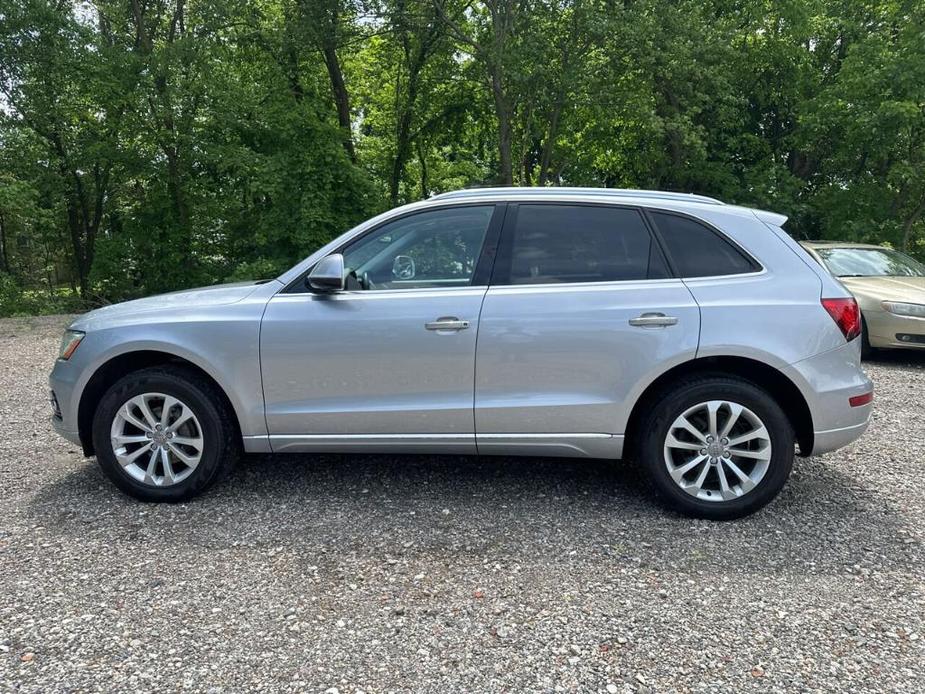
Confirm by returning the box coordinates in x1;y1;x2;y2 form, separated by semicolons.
815;247;925;278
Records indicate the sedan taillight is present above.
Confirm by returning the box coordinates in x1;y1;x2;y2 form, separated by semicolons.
821;297;861;342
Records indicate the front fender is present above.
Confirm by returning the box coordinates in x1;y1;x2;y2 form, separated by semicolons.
51;289;274;447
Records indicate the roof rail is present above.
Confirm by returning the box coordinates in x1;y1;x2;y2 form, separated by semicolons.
430;186;725;205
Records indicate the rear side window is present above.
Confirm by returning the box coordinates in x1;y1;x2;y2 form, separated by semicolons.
650;212;758;277
497;204;669;285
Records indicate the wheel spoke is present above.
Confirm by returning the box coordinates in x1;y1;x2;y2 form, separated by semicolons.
119;404;152;434
669;454;708;483
723;458;756;493
160;395;178;427
167;405;194;433
113;434;150;446
727;425;769;448
675;415;708;443
716;461;735;500
167;442;199;467
706;401;720;438
170;435;203;451
692;460;711;490
160;448;176;484
132;395;159;430
728;446;771;461
666;434;704;452
143;448;159;485
718;403;743;439
116;442;152;466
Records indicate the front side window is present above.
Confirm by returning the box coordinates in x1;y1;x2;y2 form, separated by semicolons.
497;204;668;285
815;247;925;278
651;212;758;277
341;206;494;290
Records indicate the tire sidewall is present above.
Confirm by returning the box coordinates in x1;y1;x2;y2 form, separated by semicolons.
640;378;795;520
92;369;228;502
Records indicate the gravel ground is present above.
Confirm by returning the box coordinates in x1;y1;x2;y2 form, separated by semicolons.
1;315;923;693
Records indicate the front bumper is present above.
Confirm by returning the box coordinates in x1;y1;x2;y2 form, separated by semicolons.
51;413;82;446
865;308;925;349
784;339;873;456
49;357;83;448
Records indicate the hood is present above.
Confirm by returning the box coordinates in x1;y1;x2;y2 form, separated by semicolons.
840;276;925;305
71;281;270;330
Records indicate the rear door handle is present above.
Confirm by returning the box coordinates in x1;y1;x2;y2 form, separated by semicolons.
425;317;470;331
629;312;678;328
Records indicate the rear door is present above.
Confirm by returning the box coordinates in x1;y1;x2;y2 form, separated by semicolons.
474;203;700;458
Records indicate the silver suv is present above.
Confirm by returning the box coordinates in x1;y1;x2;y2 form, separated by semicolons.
49;188;873;519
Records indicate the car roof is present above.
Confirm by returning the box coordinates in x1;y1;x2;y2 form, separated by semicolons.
431;186;726;206
425;187;788;226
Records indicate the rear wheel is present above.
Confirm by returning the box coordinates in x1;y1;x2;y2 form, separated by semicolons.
860;316;875;360
92;367;239;502
637;375;795;520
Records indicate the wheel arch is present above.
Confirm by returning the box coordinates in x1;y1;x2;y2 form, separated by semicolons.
623;355;814;458
77;350;242;456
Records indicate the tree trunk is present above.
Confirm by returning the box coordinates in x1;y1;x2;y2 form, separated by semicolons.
491;68;514;185
902;195;925;251
417;138;429;198
538;101;564;186
0;211;9;273
322;42;357;163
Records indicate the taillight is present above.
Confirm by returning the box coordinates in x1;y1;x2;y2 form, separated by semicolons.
821;297;861;342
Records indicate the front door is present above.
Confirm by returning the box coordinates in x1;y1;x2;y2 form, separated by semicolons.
260;204;500;453
474;203;700;458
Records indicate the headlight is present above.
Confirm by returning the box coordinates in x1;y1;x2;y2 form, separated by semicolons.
881;301;925;318
58;330;85;360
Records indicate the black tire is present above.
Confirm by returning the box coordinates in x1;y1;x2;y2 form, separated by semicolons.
860;316;874;360
92;366;239;502
637;374;795;520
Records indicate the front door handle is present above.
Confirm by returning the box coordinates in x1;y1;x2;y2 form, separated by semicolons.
425;317;470;331
629;312;678;328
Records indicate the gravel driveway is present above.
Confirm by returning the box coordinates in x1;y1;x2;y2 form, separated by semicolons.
1;315;923;693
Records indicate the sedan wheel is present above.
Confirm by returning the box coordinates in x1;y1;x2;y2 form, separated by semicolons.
110;393;204;487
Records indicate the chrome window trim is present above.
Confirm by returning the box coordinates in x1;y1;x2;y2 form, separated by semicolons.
273;285;489;299
677;267;770;283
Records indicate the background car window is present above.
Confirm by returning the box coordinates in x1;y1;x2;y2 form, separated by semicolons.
500;205;668;285
650;212;757;277
816;247;925;278
341;206;493;290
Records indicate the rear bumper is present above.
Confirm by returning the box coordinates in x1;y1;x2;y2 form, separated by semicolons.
811;420;870;456
784;339;873;456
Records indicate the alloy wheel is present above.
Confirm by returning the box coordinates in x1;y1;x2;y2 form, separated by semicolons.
109;392;204;487
663;400;772;502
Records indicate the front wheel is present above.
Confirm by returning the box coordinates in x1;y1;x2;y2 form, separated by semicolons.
92;367;239;502
637;375;795;520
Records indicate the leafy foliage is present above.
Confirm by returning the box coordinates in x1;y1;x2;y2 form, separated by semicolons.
0;0;923;314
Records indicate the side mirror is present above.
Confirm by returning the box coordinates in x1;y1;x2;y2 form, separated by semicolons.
307;254;345;292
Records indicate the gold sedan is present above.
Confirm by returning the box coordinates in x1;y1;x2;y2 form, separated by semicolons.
801;242;925;357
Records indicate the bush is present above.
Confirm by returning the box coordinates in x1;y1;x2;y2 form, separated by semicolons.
0;273;85;317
